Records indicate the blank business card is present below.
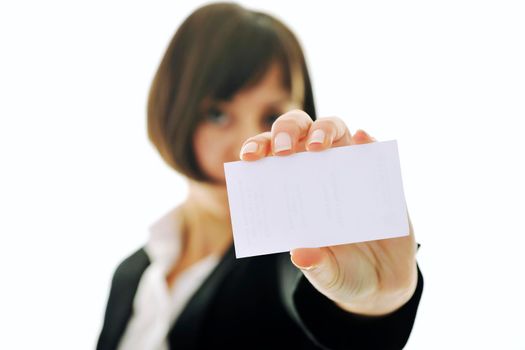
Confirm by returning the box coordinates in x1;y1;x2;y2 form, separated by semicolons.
224;140;409;258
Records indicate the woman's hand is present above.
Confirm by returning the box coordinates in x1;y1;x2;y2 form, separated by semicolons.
239;109;418;317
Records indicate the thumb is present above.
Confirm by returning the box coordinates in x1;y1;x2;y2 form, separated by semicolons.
290;247;342;293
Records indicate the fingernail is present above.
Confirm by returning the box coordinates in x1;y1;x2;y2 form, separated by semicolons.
240;142;258;157
274;132;292;153
308;129;325;145
290;251;318;271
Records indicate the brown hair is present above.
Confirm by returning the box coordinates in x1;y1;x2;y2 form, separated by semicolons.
147;2;316;183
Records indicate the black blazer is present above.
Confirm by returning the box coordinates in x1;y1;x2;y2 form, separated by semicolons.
97;243;423;350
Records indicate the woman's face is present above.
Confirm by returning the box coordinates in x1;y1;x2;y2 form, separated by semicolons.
193;63;298;184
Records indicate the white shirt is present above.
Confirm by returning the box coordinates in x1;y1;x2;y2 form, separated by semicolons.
117;205;220;350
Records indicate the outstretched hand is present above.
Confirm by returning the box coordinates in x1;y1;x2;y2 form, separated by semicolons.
239;110;418;316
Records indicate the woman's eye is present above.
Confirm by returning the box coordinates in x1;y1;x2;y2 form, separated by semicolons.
206;107;230;126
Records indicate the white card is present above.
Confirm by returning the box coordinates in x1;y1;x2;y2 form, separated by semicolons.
224;140;409;258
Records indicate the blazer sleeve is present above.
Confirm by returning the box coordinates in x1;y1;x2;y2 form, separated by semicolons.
277;245;423;350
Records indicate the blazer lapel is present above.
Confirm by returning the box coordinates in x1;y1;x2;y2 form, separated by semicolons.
97;248;151;350
167;243;236;348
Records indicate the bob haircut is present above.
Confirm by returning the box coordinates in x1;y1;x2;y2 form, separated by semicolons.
147;2;317;183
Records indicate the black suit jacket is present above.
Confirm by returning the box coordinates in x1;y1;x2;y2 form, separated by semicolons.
97;243;423;349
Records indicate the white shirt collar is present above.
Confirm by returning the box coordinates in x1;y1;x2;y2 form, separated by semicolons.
144;204;185;270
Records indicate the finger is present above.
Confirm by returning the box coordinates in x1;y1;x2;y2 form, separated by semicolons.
270;109;314;156
352;129;377;145
239;132;272;161
305;116;353;152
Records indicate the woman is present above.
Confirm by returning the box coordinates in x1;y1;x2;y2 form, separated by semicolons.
97;3;423;349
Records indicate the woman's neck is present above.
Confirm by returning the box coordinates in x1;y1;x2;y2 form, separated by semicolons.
166;179;233;288
180;180;233;260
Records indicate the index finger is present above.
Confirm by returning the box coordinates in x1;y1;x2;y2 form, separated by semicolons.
270;109;314;156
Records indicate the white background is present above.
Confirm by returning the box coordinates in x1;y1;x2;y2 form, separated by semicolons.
1;1;524;349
